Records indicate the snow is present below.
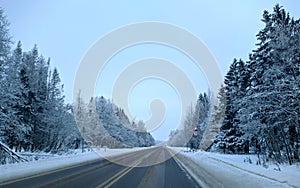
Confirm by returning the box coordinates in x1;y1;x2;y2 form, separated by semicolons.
2;147;299;187
0;147;148;184
172;147;300;188
0;149;97;184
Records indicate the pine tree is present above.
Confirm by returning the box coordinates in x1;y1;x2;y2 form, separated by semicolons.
0;7;81;160
237;5;300;164
3;41;33;151
168;92;211;148
73;95;155;149
0;7;13;145
41;67;67;151
214;58;250;153
196;93;210;141
212;5;300;164
0;8;12;79
204;85;226;152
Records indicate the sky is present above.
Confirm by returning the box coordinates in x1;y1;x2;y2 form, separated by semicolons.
1;1;300;141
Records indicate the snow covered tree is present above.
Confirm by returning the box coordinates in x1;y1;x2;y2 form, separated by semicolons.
237;5;300;164
1;42;33;152
168;129;186;147
209;85;226;129
0;7;12;79
0;7;13;144
195;93;210;141
40;67;66;151
95;96;155;147
212;58;250;153
168;103;197;147
168;92;211;148
73;95;155;148
203;85;227;151
0;7;81;162
212;5;300;165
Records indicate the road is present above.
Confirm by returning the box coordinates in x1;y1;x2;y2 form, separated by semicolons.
0;147;200;188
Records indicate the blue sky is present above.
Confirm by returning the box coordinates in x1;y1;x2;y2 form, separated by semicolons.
1;1;300;140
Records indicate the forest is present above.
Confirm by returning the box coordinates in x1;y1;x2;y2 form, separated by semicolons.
1;4;299;166
169;5;300;165
0;8;154;164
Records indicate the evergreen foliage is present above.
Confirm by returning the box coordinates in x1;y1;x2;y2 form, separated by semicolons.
0;7;154;164
212;4;300;165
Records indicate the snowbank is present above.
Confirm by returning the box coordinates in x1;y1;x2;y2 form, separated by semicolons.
0;147;149;184
0;150;99;184
172;147;300;188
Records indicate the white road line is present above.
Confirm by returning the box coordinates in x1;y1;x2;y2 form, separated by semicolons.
96;148;158;188
96;159;142;188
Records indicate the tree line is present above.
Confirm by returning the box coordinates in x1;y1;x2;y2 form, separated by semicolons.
169;5;300;165
168;92;211;148
0;7;155;164
212;5;300;165
0;8;81;155
74;95;155;148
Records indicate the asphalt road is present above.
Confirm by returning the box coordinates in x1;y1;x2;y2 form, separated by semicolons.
0;147;200;188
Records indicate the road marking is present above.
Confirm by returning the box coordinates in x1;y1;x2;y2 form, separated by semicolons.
96;147;160;188
0;157;104;186
96;159;142;188
0;148;153;187
38;151;150;188
171;152;215;188
137;148;166;188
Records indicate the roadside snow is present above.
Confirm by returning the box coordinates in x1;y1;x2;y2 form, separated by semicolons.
203;152;300;188
0;147;149;184
0;150;99;184
172;147;300;188
95;147;150;158
3;147;298;187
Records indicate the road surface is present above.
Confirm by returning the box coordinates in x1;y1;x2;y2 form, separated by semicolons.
0;147;200;188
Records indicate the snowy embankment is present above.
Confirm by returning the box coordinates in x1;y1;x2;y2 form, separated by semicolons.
171;147;300;188
0;147;146;184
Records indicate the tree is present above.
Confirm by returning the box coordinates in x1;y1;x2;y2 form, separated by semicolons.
203;85;226;151
0;7;82;163
196;93;210;142
212;5;300;165
213;58;250;153
0;7;12;79
237;5;300;164
0;7;13;144
73;95;155;149
168;92;211;148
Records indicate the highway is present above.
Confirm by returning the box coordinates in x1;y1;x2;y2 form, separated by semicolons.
0;147;200;188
